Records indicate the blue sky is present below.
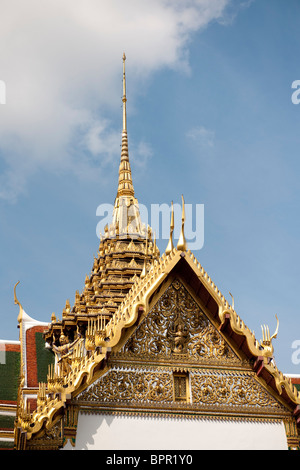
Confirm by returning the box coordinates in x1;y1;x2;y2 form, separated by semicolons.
0;0;300;374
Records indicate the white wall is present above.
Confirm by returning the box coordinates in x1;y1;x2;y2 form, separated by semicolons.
67;413;288;450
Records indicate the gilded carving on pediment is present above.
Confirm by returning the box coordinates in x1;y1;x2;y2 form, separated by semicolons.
191;370;284;410
76;366;288;418
116;279;238;364
80;368;174;405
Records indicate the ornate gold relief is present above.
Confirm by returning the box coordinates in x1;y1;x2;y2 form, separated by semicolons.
284;418;300;450
63;405;79;448
116;279;238;365
52;333;83;376
26;420;64;450
191;370;285;412
173;372;189;403
76;365;289;421
79;368;174;405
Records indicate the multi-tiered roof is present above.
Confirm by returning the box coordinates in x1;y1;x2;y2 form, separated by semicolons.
43;53;159;349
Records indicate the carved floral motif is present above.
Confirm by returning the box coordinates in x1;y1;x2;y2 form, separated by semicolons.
118;279;238;363
78;366;287;416
82;369;173;405
191;370;284;410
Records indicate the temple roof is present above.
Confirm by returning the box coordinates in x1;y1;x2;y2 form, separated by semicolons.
15;244;300;445
13;54;300;450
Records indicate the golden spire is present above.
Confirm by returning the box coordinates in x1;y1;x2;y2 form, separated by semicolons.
117;52;134;198
165;201;174;255
177;195;188;251
122;52;127;133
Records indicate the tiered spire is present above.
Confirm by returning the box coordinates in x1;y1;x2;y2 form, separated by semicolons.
112;52;145;239
43;54;159;350
117;52;134;198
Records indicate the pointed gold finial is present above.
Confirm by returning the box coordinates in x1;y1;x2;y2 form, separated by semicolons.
229;292;234;311
117;53;134;198
122;52;127;132
260;315;279;358
165;201;174;255
14;281;21;308
14;281;24;325
177;195;187;251
14;281;26;365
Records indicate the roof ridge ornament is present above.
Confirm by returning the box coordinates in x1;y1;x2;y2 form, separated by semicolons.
229;291;234;311
165;201;174;255
176;195;187;252
14;281;24;325
260;314;279;358
14;280;21;309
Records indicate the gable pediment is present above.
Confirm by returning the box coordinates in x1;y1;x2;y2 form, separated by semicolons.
112;278;241;367
21;250;299;447
75;277;291;421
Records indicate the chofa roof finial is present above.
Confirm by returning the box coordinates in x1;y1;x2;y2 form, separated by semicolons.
177;195;187;252
165;201;174;255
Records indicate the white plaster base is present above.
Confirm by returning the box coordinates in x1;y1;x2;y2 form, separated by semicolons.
66;413;288;450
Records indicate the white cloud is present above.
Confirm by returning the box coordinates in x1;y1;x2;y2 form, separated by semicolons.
0;0;232;201
83;119;120;163
131;141;153;169
186;126;215;148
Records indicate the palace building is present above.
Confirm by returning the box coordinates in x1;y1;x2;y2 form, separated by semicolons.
1;54;300;450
